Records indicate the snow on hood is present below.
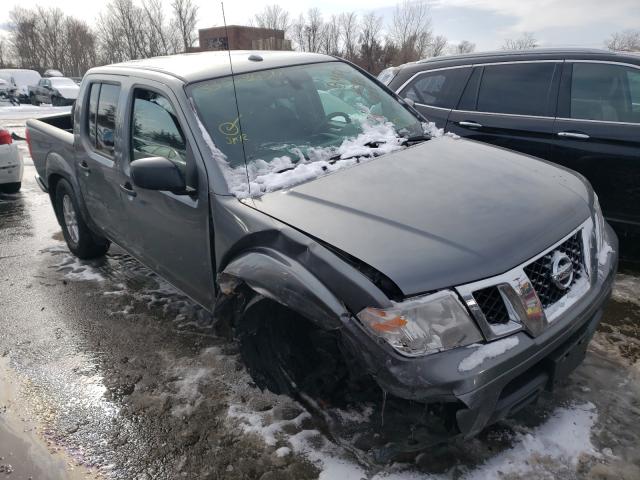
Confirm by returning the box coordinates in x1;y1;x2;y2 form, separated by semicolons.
54;86;79;99
194;110;443;199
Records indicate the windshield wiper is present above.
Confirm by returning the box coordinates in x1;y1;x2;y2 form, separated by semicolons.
401;134;431;145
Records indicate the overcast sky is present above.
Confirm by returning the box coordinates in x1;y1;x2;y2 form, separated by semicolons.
1;0;638;51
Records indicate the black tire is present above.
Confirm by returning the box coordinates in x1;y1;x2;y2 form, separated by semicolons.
238;298;350;403
0;182;21;193
54;179;110;259
52;96;60;106
30;94;40;106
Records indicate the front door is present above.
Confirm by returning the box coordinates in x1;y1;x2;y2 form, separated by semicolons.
447;62;560;160
552;61;640;257
116;81;215;309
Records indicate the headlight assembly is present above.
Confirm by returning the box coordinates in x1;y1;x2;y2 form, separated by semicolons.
593;194;606;254
357;290;483;357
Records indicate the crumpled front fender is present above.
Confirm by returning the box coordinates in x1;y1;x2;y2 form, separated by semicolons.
217;247;349;330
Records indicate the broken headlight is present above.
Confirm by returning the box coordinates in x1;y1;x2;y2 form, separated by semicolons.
357;290;483;357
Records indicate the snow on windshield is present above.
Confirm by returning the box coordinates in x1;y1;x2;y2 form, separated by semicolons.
195;114;443;199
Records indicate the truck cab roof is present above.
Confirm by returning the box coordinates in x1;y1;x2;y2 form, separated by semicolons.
88;50;337;84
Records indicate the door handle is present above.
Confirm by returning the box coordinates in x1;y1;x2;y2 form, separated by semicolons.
458;121;483;128
78;160;90;173
557;131;590;140
120;182;137;197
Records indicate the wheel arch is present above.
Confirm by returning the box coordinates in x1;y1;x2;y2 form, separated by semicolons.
215;247;350;332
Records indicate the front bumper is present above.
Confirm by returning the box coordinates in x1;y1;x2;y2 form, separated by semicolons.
341;225;618;437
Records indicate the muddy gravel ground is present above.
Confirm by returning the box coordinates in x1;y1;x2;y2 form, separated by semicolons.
1;108;639;480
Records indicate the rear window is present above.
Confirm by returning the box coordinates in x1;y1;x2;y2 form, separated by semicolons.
476;63;556;116
570;62;640;123
401;68;470;109
87;83;121;158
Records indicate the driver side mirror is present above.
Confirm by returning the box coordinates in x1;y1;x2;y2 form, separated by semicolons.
130;156;191;194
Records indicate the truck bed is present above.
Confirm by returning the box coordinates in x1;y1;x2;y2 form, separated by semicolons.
26;112;75;191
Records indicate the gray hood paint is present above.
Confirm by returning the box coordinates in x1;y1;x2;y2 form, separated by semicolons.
251;137;591;297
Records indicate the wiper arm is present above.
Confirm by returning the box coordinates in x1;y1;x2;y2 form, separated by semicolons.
401;134;431;145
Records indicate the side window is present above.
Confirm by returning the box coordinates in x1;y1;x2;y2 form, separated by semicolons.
88;83;100;147
96;84;120;157
402;68;470;109
131;89;187;174
476;63;556;116
570;63;640;123
86;83;121;157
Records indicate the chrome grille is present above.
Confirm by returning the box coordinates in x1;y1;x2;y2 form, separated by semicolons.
523;231;584;308
457;221;592;340
473;286;509;325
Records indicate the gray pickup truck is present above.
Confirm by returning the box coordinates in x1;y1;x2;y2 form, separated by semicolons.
26;51;617;450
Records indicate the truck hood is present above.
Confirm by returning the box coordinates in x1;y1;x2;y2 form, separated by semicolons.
250;137;592;297
54;86;79;99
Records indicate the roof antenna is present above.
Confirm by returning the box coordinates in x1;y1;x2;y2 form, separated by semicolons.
221;1;251;196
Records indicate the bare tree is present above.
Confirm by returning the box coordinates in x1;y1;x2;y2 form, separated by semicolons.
605;29;640;52
252;4;291;32
172;0;198;52
291;14;307;51
390;0;433;64
321;15;341;56
143;0;179;56
9;8;41;71
454;40;475;54
357;12;388;74
0;38;6;68
502;32;537;50
8;6;99;75
64;18;98;76
305;8;324;53
427;34;448;57
339;12;359;62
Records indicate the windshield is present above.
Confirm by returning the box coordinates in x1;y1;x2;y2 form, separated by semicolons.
51;77;76;87
189;61;426;197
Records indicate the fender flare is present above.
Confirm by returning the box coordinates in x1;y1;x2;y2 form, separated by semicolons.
217;248;350;331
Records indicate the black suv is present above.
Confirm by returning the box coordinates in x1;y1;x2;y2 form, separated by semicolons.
381;48;640;261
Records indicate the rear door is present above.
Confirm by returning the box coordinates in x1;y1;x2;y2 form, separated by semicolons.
115;80;215;309
396;66;471;128
552;60;640;247
77;79;125;241
447;61;561;160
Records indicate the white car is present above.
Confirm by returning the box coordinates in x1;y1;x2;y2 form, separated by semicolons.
0;129;23;193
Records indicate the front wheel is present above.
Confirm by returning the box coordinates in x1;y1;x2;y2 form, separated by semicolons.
238;298;351;404
54;179;110;259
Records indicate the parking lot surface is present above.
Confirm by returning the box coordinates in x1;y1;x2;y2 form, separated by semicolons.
1;108;639;479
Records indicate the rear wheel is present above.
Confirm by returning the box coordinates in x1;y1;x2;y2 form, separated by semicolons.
0;182;21;193
52;96;61;106
54;179;110;259
30;94;40;106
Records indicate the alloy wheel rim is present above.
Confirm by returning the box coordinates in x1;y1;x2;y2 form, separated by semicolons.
62;194;79;244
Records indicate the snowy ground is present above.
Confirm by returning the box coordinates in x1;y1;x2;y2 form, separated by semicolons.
1;107;639;479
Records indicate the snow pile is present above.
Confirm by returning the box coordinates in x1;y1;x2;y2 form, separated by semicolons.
458;402;599;479
195;111;442;199
612;274;640;306
458;336;519;372
54;254;105;282
170;364;214;417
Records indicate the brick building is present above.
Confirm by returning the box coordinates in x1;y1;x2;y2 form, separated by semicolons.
188;25;291;52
